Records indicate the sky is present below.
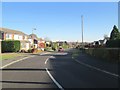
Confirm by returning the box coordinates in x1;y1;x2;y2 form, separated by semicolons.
1;2;118;42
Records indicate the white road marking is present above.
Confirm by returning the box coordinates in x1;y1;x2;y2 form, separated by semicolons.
53;53;68;55
50;56;56;59
40;53;45;55
46;68;64;90
73;58;120;78
45;56;54;64
1;56;34;69
45;58;49;64
40;52;51;56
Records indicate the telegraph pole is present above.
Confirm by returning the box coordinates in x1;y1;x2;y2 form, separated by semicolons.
81;15;84;48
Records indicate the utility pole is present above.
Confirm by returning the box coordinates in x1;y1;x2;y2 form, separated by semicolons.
81;15;84;48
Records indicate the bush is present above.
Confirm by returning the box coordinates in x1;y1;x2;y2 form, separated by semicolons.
2;40;20;53
44;47;52;51
27;49;32;53
52;47;56;51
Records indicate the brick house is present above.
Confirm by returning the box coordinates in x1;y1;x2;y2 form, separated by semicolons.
0;27;31;51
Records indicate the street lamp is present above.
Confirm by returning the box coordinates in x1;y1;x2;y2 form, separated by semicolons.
81;15;84;48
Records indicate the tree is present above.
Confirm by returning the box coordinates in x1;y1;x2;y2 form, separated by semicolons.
106;25;120;48
64;41;68;45
109;25;120;40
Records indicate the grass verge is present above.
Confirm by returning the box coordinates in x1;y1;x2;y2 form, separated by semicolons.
0;53;25;60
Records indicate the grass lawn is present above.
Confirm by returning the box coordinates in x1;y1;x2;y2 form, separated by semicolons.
0;53;25;60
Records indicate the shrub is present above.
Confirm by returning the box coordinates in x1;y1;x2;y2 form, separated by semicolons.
27;49;32;53
2;40;20;53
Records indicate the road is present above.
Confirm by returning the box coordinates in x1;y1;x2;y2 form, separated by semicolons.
1;49;119;89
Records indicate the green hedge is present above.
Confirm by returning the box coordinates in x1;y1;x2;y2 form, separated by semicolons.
85;48;120;62
2;40;20;53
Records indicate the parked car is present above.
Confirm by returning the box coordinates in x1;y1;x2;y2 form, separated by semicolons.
58;47;64;52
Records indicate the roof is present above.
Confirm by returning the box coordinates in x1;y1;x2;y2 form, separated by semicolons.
38;38;44;41
29;34;38;39
0;27;27;35
99;40;104;44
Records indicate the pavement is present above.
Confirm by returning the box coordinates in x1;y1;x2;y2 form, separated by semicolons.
1;49;119;89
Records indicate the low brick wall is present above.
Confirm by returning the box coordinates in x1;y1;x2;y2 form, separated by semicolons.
84;48;120;62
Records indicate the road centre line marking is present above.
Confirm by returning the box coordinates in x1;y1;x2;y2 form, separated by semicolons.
73;58;120;78
1;56;34;69
45;58;49;64
46;68;64;90
45;56;53;64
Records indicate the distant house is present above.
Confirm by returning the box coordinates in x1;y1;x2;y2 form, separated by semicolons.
38;38;45;51
92;37;109;48
98;40;105;46
28;34;38;49
57;41;63;46
0;27;30;51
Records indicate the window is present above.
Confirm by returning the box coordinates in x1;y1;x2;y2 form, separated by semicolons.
6;34;9;38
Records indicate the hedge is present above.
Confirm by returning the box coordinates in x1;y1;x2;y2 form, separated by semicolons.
85;48;120;62
2;40;20;53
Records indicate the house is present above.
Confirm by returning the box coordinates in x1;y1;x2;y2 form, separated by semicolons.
92;38;109;48
28;34;38;49
38;38;45;51
0;27;30;51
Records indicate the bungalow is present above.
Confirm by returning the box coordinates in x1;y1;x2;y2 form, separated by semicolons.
0;27;30;51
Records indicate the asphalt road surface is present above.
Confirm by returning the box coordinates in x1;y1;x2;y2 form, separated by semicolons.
1;49;119;89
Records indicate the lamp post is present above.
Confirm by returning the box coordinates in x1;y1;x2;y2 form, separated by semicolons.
81;15;84;49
